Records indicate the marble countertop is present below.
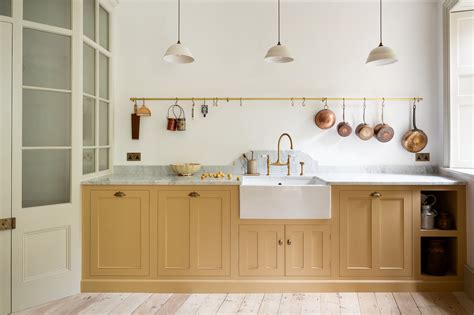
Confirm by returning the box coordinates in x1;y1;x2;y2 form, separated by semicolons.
82;172;465;186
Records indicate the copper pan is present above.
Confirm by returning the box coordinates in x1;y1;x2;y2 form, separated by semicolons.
374;98;394;143
337;99;352;137
315;98;336;129
356;99;374;141
402;100;428;153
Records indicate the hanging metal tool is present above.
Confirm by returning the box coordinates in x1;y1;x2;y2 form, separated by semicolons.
201;98;209;117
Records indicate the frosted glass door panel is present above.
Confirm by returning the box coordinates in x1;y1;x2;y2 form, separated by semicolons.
22;149;71;208
83;44;95;95
83;96;95;146
99;101;108;145
23;29;71;90
83;0;95;41
23;89;71;147
99;6;109;50
83;149;95;175
24;0;71;29
99;53;109;99
0;0;11;16
99;148;108;171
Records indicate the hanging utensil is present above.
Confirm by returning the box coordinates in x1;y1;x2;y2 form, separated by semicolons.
201;98;209;117
131;100;140;139
176;104;186;131
402;99;428;152
167;100;179;131
191;98;195;119
355;98;374;140
374;98;394;143
315;98;336;129
337;98;352;137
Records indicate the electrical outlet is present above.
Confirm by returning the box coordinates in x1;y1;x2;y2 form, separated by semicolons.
416;153;430;162
127;152;141;161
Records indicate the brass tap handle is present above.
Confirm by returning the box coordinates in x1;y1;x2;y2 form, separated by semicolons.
189;192;200;198
114;191;126;197
287;154;293;176
262;154;271;176
299;161;305;176
371;192;382;198
278;239;283;246
287;239;292;245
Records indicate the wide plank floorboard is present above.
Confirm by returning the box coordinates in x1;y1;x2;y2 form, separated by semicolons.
12;291;474;315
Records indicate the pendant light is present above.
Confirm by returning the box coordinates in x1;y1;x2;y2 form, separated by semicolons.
265;0;294;63
164;0;194;64
366;0;398;66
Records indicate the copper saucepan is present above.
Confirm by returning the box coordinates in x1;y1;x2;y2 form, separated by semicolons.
374;98;394;143
402;100;428;153
337;98;352;137
355;99;374;140
315;98;336;129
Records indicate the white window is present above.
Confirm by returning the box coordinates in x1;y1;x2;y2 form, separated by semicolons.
83;0;112;175
450;10;474;168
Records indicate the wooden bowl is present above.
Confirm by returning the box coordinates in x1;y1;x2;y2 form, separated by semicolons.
170;163;201;176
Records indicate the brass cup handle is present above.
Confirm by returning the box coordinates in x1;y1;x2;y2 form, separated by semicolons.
278;239;283;246
114;191;126;197
188;192;200;198
287;239;292;245
371;192;382;198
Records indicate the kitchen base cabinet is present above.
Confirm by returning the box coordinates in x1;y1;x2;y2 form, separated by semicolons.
239;224;285;276
286;224;331;276
339;190;412;277
89;190;150;276
158;190;231;276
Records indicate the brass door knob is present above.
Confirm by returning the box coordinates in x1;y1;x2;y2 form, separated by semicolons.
188;192;200;198
278;239;283;246
114;191;126;197
287;239;292;245
371;192;382;198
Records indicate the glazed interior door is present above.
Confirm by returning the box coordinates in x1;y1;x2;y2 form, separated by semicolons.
0;21;13;315
11;1;78;311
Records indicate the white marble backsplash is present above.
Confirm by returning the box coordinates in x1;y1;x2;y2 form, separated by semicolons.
114;150;438;176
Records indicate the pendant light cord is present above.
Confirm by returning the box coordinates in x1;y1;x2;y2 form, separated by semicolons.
379;0;383;45
277;0;281;45
177;0;181;44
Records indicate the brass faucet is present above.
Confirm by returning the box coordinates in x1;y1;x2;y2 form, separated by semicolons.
270;133;294;176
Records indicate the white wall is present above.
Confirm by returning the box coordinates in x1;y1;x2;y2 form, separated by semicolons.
114;1;443;166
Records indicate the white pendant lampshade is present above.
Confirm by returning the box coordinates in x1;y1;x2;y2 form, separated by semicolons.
164;42;194;64
265;43;294;63
366;44;398;66
366;0;398;66
265;0;294;63
164;0;194;64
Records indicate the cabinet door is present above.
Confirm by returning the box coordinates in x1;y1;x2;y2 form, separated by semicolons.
375;191;413;276
340;191;376;276
158;190;231;276
239;225;285;276
285;225;331;276
339;190;413;277
90;190;150;276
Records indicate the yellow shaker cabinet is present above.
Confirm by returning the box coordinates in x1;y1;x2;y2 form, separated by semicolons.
339;190;413;277
239;224;285;276
285;224;331;276
158;190;231;276
89;190;150;276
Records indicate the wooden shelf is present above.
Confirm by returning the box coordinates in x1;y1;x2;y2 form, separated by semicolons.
420;229;459;237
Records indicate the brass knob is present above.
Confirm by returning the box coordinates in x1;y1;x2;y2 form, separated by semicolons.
287;239;292;245
188;192;200;198
114;191;126;197
278;239;283;246
371;192;382;198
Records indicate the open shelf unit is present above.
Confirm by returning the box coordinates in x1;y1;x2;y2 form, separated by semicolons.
414;186;466;281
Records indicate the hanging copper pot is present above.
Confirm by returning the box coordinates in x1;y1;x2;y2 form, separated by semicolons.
337;98;352;137
374;98;394;143
356;99;374;140
315;98;336;129
402;99;428;153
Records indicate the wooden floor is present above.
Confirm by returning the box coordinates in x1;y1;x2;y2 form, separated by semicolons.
14;292;474;315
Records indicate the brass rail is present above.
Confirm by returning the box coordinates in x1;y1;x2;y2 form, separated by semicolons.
130;97;423;103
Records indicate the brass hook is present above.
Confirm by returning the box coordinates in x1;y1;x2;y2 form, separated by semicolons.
324;97;328;109
302;97;306;107
240;98;243;107
174;97;178;105
291;98;294;107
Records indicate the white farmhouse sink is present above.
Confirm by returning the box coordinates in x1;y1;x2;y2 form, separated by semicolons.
239;176;331;219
